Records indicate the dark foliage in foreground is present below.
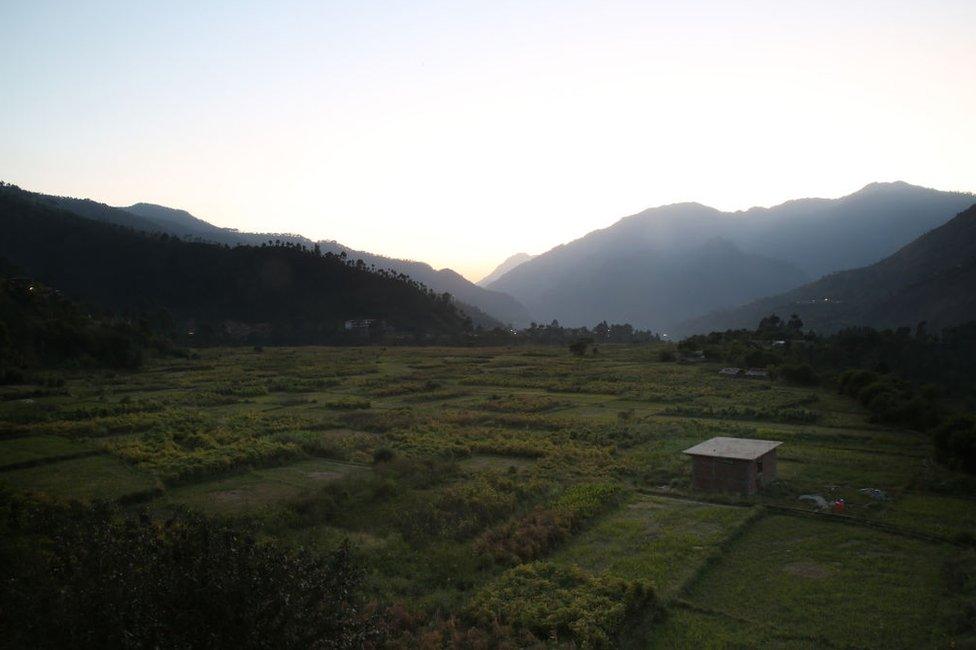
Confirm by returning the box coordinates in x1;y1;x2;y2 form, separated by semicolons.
0;493;376;649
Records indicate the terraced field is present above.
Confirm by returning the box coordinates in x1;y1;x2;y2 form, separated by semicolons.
1;345;974;646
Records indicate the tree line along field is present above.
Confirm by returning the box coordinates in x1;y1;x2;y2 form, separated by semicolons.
1;344;974;647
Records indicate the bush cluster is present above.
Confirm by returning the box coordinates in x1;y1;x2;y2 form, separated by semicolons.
932;416;976;474
0;493;376;648
467;562;655;647
395;474;521;544
475;483;622;564
837;369;939;430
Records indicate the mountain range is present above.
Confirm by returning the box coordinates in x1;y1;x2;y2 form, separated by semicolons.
24;192;530;328
0;185;470;341
677;203;976;336
486;182;975;332
7;180;975;338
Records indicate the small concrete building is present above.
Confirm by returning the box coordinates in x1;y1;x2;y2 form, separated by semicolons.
683;437;782;494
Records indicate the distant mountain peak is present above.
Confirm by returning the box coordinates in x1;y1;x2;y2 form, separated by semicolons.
487;183;975;331
477;252;535;287
629;201;721;218
128;201;192;215
853;180;916;194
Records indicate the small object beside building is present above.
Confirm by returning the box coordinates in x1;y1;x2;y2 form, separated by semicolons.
344;318;380;331
799;494;829;510
858;488;888;502
683;436;782;494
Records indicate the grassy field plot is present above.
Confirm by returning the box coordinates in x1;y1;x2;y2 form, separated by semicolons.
460;453;536;474
868;492;976;540
158;458;369;515
0;434;95;468
672;514;959;648
0;454;158;501
551;495;756;597
648;606;822;649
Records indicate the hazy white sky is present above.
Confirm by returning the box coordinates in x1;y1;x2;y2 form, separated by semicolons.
2;1;974;281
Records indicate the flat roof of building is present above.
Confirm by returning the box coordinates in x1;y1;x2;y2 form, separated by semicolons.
683;436;782;460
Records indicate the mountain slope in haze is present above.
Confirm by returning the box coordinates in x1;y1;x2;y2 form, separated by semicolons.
677;203;976;336
124;201;320;248
126;202;246;240
0;186;471;341
123;203;529;327
478;253;534;287
487;182;975;330
487;202;811;331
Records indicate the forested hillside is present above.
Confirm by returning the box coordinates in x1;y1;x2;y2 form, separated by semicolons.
0;185;470;343
122;203;531;326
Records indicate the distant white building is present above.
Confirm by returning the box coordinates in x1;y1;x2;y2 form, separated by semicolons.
344;318;379;331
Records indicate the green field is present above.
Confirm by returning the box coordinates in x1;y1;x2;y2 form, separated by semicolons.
1;344;974;646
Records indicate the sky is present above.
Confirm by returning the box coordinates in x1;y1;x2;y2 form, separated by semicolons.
2;1;974;282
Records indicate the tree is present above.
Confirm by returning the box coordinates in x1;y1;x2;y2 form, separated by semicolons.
569;337;594;356
758;314;782;332
932;416;976;474
594;321;609;339
787;313;804;333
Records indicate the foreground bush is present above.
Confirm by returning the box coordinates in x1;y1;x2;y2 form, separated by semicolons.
932;416;976;474
0;494;376;649
378;603;538;649
476;483;622;564
467;562;655;647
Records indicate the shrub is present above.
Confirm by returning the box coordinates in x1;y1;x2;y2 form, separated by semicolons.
0;495;377;648
837;370;939;430
395;475;519;544
568;338;594;356
482;394;567;413
932;416;976;474
475;483;622;564
378;603;537;648
777;362;819;385
467;562;655;647
838;369;880;397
